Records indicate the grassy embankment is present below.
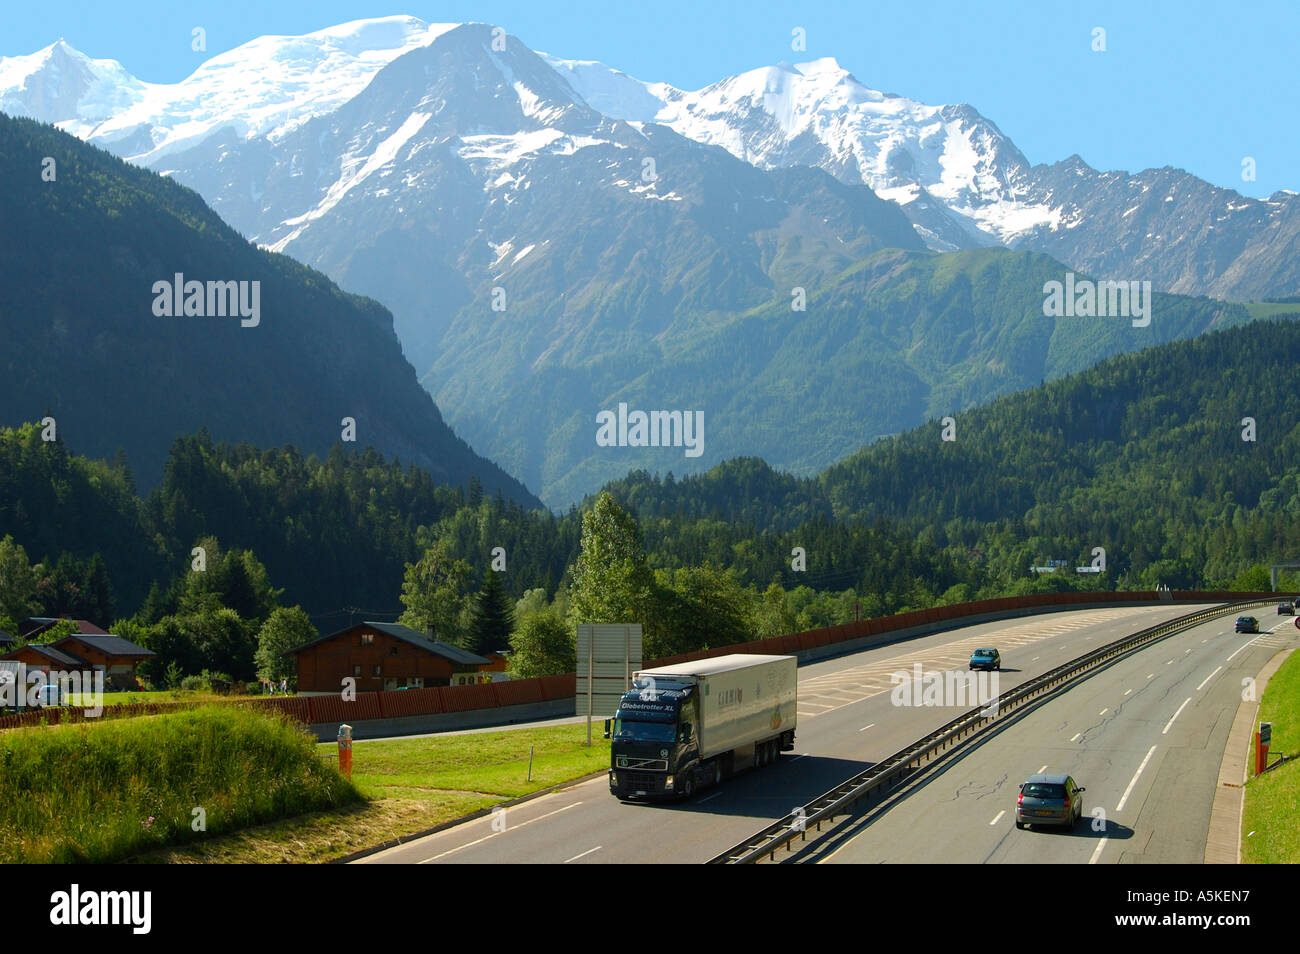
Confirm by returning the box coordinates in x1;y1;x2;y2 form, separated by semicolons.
134;721;609;863
3;707;608;863
0;705;358;862
64;689;246;707
1242;648;1300;863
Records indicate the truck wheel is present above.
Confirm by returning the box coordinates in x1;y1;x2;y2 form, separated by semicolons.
681;773;695;799
713;762;722;786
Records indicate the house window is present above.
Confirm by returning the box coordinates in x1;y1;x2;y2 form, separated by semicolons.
353;665;361;677
360;633;374;646
373;665;382;676
390;646;399;656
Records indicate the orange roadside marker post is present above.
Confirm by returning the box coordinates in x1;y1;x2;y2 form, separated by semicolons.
1256;721;1271;777
338;723;353;779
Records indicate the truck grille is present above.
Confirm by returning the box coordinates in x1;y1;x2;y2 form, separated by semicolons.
615;757;668;771
622;771;667;790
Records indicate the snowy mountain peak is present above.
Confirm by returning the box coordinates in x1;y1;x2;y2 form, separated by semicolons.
0;39;148;131
0;16;463;164
791;56;846;76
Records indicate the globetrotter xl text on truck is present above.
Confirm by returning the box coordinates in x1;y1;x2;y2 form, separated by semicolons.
605;653;797;801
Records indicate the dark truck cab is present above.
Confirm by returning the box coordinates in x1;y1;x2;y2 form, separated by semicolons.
606;681;701;799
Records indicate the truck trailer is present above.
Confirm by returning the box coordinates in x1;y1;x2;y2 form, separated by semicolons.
605;653;797;800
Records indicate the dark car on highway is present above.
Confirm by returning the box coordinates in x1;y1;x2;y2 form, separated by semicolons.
1235;616;1260;633
1015;773;1085;830
1278;601;1293;616
969;648;1000;671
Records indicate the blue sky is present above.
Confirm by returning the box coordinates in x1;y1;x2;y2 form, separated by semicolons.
5;0;1296;197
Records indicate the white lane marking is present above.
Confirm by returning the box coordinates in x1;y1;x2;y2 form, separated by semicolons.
1227;635;1263;663
1184;648;1192;654
791;754;809;762
1098;708;1108;716
1123;689;1132;696
1196;666;1222;692
1147;673;1155;679
1089;837;1109;864
1165;659;1174;665
1116;746;1157;812
1038;764;1048;774
1032;656;1040;661
1070;733;1081;742
859;723;875;732
1202;639;1207;643
416;801;584;863
564;845;601;863
1163;697;1192;735
990;810;1005;826
697;791;724;804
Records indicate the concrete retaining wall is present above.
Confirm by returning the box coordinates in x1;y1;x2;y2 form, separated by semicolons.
309;697;574;741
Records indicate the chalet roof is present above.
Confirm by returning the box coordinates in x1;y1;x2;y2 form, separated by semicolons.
19;617;109;638
287;621;490;666
3;643;89;667
55;634;155;658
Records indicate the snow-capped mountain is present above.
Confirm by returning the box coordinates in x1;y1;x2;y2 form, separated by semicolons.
2;16;458;164
543;54;1052;250
0;17;1292;503
4;18;1297;299
0;40;147;137
544;52;1300;298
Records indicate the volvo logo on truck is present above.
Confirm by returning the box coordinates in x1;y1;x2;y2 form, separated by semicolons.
606;654;798;802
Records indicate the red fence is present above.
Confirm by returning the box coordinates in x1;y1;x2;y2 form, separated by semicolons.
0;591;1275;733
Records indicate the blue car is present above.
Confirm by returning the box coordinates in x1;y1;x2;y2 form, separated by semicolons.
969;648;1000;671
1235;616;1260;634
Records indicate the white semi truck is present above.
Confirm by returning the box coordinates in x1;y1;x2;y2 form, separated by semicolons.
605;653;797;800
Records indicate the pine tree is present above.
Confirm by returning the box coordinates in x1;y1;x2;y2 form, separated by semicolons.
467;567;513;656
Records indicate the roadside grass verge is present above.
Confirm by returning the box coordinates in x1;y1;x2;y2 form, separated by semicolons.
0;706;358;862
1242;649;1300;863
133;723;610;863
64;689;245;707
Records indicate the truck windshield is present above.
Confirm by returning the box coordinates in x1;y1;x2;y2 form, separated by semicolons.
611;719;676;743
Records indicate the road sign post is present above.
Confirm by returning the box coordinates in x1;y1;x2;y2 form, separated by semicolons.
576;624;642;747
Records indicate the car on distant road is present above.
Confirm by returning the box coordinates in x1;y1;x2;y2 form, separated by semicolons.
1277;601;1293;616
1015;773;1085;829
1235;616;1260;633
968;648;1000;671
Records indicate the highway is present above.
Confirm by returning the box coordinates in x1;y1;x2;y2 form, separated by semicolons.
803;611;1297;864
356;602;1269;864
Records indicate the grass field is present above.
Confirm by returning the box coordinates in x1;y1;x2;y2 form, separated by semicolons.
1242;649;1300;863
0;706;359;862
133;722;610;863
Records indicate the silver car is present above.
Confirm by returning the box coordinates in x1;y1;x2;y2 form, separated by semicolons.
1015;773;1084;829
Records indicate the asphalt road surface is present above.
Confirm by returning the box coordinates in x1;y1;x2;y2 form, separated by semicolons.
356;603;1274;864
807;611;1297;864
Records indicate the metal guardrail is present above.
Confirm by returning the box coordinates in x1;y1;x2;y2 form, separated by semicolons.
707;598;1278;864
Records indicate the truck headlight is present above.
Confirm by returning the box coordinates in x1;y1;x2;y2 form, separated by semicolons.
610;773;617;785
665;775;674;790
